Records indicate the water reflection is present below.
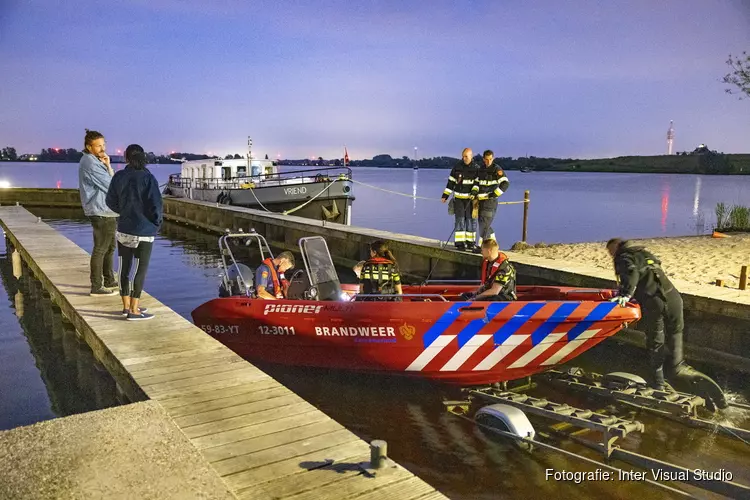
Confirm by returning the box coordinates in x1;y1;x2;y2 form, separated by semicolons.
0;246;123;427
412;168;418;215
693;176;702;218
660;182;670;232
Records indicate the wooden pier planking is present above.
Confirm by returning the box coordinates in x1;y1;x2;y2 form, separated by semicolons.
0;205;449;500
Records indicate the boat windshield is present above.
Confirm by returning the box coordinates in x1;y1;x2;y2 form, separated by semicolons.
299;236;342;301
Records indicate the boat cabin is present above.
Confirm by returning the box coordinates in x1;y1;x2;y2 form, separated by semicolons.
180;158;278;188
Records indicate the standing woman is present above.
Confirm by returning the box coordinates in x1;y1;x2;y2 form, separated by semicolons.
106;144;163;320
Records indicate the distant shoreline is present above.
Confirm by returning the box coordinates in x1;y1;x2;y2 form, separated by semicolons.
3;153;749;175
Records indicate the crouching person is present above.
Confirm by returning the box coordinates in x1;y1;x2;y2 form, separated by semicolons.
464;239;516;301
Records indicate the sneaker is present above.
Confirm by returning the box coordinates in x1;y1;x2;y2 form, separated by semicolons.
90;288;118;297
122;307;148;317
126;311;154;321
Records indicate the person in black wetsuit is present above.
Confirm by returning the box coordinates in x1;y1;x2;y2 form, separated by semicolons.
607;238;726;409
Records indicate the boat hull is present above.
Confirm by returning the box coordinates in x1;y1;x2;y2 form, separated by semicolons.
191;285;640;386
165;179;354;224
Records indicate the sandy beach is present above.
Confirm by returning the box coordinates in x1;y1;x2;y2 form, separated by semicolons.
512;234;750;289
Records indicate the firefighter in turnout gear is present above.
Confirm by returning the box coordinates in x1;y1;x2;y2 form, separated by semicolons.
358;240;403;301
607;238;727;409
441;148;479;251
474;150;510;250
462;239;516;301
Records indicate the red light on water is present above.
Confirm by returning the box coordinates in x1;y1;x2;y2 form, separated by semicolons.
661;184;670;232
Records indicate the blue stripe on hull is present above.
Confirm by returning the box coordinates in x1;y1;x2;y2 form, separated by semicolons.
457;303;509;348
421;302;471;348
530;302;580;346
566;302;618;340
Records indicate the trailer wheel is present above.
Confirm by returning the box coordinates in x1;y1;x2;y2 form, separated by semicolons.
475;404;535;449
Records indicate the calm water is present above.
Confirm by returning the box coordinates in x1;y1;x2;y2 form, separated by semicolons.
1;210;748;499
2;162;749;246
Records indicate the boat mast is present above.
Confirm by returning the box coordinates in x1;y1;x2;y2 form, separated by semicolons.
251;135;253;175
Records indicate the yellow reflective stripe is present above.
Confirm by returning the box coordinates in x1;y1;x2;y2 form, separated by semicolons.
443;188;452;195
493;188;501;196
448;176;457;182
497;176;509;184
454;193;471;199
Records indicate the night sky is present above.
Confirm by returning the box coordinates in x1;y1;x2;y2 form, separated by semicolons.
1;0;749;159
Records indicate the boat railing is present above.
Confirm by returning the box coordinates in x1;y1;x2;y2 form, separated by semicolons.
218;230;274;296
351;293;449;302
167;166;352;190
421;279;481;285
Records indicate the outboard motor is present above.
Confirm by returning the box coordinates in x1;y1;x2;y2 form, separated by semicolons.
219;263;254;297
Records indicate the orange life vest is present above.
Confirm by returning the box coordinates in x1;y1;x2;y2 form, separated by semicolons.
481;252;508;287
261;257;284;298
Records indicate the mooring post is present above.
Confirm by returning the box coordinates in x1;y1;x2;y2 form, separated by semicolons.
716;279;724;287
12;249;22;278
740;266;748;291
522;190;530;243
370;440;388;469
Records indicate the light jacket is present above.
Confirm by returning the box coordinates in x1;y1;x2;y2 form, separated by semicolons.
78;153;118;217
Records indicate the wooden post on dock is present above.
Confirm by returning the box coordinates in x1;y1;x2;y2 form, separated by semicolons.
740;266;748;290
12;249;22;278
370;440;388;469
522;190;530;243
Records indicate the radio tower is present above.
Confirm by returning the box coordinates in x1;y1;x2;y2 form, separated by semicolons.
666;120;675;155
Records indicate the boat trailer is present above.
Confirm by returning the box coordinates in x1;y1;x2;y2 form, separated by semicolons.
444;369;750;499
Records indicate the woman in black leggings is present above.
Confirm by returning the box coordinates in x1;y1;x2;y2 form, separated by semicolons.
105;144;163;320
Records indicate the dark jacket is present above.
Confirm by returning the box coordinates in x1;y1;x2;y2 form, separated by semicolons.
106;166;163;237
442;160;479;200
476;162;510;200
613;241;675;302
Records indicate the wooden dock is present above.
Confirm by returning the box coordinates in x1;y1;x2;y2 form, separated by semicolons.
0;205;448;500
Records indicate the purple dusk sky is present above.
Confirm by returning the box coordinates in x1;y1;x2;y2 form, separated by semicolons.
1;0;749;160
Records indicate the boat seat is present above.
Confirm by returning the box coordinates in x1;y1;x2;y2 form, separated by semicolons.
285;269;311;300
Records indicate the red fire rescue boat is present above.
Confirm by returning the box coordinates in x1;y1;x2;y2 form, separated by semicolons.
191;232;641;386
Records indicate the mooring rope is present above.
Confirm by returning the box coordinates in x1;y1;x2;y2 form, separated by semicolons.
242;178;342;216
349;179;527;205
